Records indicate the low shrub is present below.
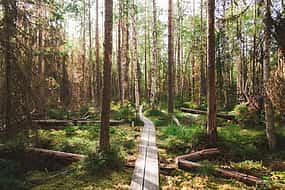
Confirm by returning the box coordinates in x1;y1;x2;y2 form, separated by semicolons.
231;103;261;128
84;146;125;175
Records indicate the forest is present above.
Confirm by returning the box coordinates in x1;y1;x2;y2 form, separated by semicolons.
0;0;285;189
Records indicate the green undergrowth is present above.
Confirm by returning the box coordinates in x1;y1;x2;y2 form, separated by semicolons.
0;124;140;189
36;124;139;155
26;161;132;190
145;109;171;126
157;123;285;189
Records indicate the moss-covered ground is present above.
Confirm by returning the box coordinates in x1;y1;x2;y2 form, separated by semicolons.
155;112;285;189
0;124;141;190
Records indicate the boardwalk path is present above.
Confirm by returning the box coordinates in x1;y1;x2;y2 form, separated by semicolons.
130;106;159;190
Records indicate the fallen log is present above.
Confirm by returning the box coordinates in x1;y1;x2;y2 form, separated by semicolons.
32;119;126;129
0;144;86;165
172;115;181;126
176;148;263;186
180;108;236;121
176;148;220;163
26;147;86;162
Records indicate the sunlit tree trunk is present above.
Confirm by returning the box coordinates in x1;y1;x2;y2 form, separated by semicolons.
252;0;257;95
88;0;94;103
122;1;130;102
264;0;276;150
117;1;123;105
150;0;158;109
100;0;113;151
191;0;196;102
168;0;174;113
131;0;140;113
95;0;101;108
199;0;206;104
144;0;148;100
81;0;86;103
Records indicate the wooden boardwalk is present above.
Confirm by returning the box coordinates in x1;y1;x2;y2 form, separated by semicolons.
130;106;159;190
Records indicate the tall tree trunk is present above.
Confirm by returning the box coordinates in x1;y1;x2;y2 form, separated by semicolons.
100;0;113;151
200;0;206;103
81;0;86;104
252;0;257;95
122;1;130;102
131;0;140;113
144;0;148;100
176;0;181;99
117;1;123;105
207;0;217;143
264;0;276;150
38;19;46;117
191;0;196;102
168;0;174;113
88;0;94;103
95;0;101;108
3;0;17;133
150;0;158;109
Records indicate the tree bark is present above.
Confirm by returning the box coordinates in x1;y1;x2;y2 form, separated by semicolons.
95;0;101;109
252;0;257;95
207;0;217;143
117;1;123;105
264;0;276;150
168;0;174;114
144;0;148;100
200;0;206;103
81;0;86;103
191;0;196;102
150;0;158;109
88;0;94;103
131;0;140;113
100;0;113;151
2;0;17;134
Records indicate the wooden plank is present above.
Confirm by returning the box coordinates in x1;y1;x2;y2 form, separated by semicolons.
131;121;149;189
144;146;159;190
130;144;147;189
131;105;159;190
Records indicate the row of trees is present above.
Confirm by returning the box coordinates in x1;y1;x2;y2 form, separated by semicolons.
0;0;284;151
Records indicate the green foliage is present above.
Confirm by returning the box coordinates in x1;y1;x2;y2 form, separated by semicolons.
37;125;98;154
231;103;261;128
145;109;172;126
47;108;68;119
230;160;265;172
84;146;125;175
115;102;136;122
158;124;206;154
217;124;266;160
37;124;138;156
181;101;207;111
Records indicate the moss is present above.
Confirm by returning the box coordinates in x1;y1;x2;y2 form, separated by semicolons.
27;164;132;190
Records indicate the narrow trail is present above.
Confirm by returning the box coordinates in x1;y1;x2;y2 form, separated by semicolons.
130;105;159;190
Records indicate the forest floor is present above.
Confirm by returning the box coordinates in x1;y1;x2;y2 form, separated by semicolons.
0;124;141;190
1;104;285;189
148;110;285;190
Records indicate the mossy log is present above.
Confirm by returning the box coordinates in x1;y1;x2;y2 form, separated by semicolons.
0;145;85;165
176;148;263;185
180;108;236;121
32;119;126;129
